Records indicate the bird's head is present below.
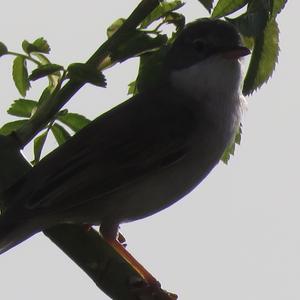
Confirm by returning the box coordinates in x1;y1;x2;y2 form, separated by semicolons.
165;18;250;102
166;18;250;70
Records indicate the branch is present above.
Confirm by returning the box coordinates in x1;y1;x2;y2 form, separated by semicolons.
44;225;144;300
44;225;176;300
15;0;161;148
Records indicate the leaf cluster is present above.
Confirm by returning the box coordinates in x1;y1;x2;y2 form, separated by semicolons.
0;38;94;163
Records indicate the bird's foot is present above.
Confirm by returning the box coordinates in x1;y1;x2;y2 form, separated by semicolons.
100;223;177;299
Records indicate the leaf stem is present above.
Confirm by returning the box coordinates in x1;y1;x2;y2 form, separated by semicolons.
7;51;41;66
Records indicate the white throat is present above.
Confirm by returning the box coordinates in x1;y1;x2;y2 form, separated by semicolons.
170;55;246;142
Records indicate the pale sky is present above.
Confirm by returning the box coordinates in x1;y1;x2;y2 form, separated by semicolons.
0;1;299;300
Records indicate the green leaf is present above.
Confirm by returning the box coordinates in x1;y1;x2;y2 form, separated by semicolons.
135;46;169;93
51;123;71;145
226;0;272;37
12;56;31;96
67;63;106;87
7;99;38;118
33;131;48;164
226;9;269;37
22;37;50;54
221;125;242;164
38;86;53;105
33;37;50;53
212;0;249;18
247;0;272;14
0;42;8;57
31;53;61;88
197;0;214;12
128;81;138;95
110;30;168;63
140;0;185;28
271;0;287;17
107;18;126;38
30;55;61;89
243;19;279;95
241;35;255;50
58;113;91;132
22;40;31;54
57;109;68;115
0;120;28;136
31;52;51;65
29;64;63;81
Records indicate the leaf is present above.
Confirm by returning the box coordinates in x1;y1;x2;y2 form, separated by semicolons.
38;86;53;105
243;19;279;95
221;125;242;164
30;53;61;88
128;81;138;95
107;18;126;38
212;0;249;18
241;35;255;50
29;64;63;81
0;120;28;136
33;37;50;53
197;0;214;12
140;0;185;28
247;0;272;14
0;42;8;57
31;52;51;65
67;63;106;87
271;0;287;17
22;40;31;54
12;56;31;96
58;113;91;132
57;109;68;116
7;99;38;118
226;10;269;37
22;37;50;54
135;46;169;93
33;131;48;164
51;123;71;145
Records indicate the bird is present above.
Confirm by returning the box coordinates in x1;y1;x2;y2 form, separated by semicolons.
0;18;249;264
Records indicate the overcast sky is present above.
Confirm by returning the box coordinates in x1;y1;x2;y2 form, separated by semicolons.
0;1;298;300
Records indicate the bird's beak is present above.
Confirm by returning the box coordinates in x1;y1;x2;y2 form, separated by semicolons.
222;46;251;60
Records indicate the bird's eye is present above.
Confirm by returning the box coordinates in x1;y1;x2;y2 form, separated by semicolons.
192;39;206;52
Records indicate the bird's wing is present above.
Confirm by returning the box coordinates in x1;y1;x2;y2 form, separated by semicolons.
9;87;202;215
